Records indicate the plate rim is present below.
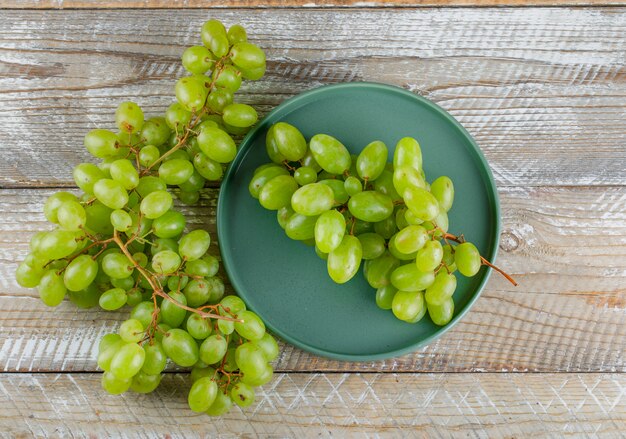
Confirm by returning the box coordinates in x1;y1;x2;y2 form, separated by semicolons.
217;81;501;361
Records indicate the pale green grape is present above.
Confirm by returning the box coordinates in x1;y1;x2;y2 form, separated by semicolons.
63;254;98;292
293;166;317;186
343;176;362;196
68;284;100;309
428;297;454;326
183;279;209;307
227;24;247;44
102;371;131;395
152;210;186;238
404;208;424;226
392;290;425;322
393;137;422;171
309;134;351;175
186;314;212;340
392;225;428;254
110;342;145;379
249;165;289;199
415;240;444;272
151;237;178;254
73;163;105;195
231;382;255;407
365;251;400;289
234;310;265;341
165;103;192;131
193;153;224;181
142;342;167;375
356;232;385;260
15;261;44;288
259;175;298;211
93;179;129;210
197;126;237;164
182;45;214;74
126;288;143;306
84;129;119;158
403;186;439;222
111;276;134;290
291;183;334;216
206;88;233;113
393;165;425;197
387;235;416;261
99;287;127;311
178;230;211;261
110;209;132;232
43;192;78;224
327;235;362;284
161;291;187;327
199;334;228;365
168;274;189;292
56;200;86;231
239;64;265;81
375;284;397;310
454;242;481;277
140;117;171;147
115;101;144;134
373;215;397;240
425;271;457;305
390;264;435;292
140;190;173;219
356;140;387;181
269;122;307;161
99;333;122;353
220;295;246;316
178;191;201;206
430;176;454;212
442;244;457;273
201;19;229;57
235;342;266;376
223;103;257;128
206;391;233;416
158;159;194;185
213;65;242;93
348;191;394;222
119;318;144;343
152;250;181;274
136;176;167;198
253;333;279;362
314;210;345;253
301;149;322;172
130;301;157;329
162;328;199;367
38;269;67;307
102;252;134;279
285;213;318;241
130;371;161;394
175;76;208;112
110;159;139;190
318;179;349;205
230;42;265;70
206;277;225;303
186;256;219;277
276;206;294;230
35;230;77;260
188;377;218;412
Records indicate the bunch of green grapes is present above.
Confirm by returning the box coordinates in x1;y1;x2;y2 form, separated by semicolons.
15;19;277;415
250;123;515;326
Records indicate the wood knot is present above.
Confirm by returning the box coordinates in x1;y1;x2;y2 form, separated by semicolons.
499;230;520;252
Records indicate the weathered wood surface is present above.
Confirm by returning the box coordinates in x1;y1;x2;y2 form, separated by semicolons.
1;373;624;437
1;8;626;188
2;186;624;373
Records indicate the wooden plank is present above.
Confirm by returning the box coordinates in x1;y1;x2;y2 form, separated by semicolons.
2;0;625;9
1;8;626;188
1;372;625;437
1;186;624;373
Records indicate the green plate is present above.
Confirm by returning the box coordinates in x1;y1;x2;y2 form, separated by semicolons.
217;82;500;361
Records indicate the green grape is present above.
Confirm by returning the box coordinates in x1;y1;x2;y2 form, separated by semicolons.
175;76;208;113
188;377;218;412
182;45;214;74
264;127;287;164
415;240;444;272
142;342;167;375
222;103;257;128
301;149;322;172
314;210;345;253
193;152;224;181
327;235;362;284
388;238;416;261
93;179;129;210
309;134;351;175
348;191;394;222
183;279;209;307
130;370;162;394
393;165;425;197
207;277;225;303
190;365;216;383
220;295;246;316
102;252;134;279
201;19;229;57
395;207;409;230
375;285;397;310
357;233;386;260
140;190;173;219
403;187;439;222
126;288;143;306
294;166;317;186
73;163;105;195
162;328;199;367
227;24;247;44
432;209;449;233
115;101;144;134
430;176;454;212
186;314;212;340
356;140;387;181
168;274;189;292
153;210;186;238
343;176;362;196
111;275;134;290
186;256;219;278
151;237;179;254
99;333;122;353
241;363;273;387
179;170;205;192
239;64;266;81
404;208;424;225
140;117;171;147
84;202;112;235
84;129;119;158
206;390;233;416
442;244;457;273
365;251;400;289
290;183;334;216
206;88;233;113
109;159;139;190
161;291;187;327
197;126;237;164
68;284;101;309
178;230;211;261
136;176;167;198
453;242;481;277
235;342;266;376
178;191;200;205
101;371;131;395
269;122;307;162
428;297;454;326
110;342;146;379
231;382;255;408
373;215;397;240
235;310;265;341
393;225;429;255
258;175;298;211
119;318;144;343
56;200;86;231
97;338;125;371
43;192;78;224
425;271;457;305
165;103;193;130
63;255;98;292
35;230;77;260
130;301;156;329
390;264;435;292
230;42;265;70
392;290;425;322
37;269;67;307
252;333;279;362
15;261;44;288
158;159;194;185
109;209;132;232
277;205;295;229
124;210;152;240
373;168;402;202
99;287;127;311
152;250;181;274
199;334;228;365
393;137;422;171
214;66;242;92
317;180;349;205
285;213;318;241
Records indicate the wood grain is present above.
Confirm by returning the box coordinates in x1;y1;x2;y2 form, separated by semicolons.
1;373;624;437
1;8;626;188
1;186;624;373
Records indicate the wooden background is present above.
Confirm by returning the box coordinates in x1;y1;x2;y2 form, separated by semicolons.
0;1;625;437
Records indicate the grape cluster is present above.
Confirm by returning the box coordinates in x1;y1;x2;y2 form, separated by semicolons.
15;19;277;415
250;122;507;326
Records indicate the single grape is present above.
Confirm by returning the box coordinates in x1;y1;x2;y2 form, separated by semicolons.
309;134;351;175
160;291;187;328
231;382;255;407
140;190;173;219
175;76;208;113
151;250;181;274
428;297;455;326
115;101;144;134
141;117;171;147
101;371;132;395
201;19;229;57
199;334;228;365
230;42;266;70
415;240;444;272
357;233;386;260
63;254;98;292
348;191;394;222
392;290;426;322
206;88;233;113
252;333;279;362
454;242;481;277
314;210;346;253
165;103;192;130
241;363;273;387
375;285;398;310
403;186;439;222
152;210;186;238
373;215;397;240
186;256;219;278
126;288;143;306
206;390;234;416
343;176;362;196
285;213;318;241
73;163;105;195
182;45;214;74
425;271;457;305
130;370;162;394
93;179;129;210
430;176;454;212
102;252;134;279
37;269;67;307
213;65;243;93
294;166;317;186
110;159;139;190
365;251;400;289
15;261;44;288
186;314;212;340
178;170;205;192
222;103;257;128
193;153;224;181
269;122;307;162
227;24;247;44
99;287;128;311
84;129;119;158
390;264;435;292
234;310;266;341
43;192;78;224
393;165;425;197
442;244;457;273
356;140;388;181
178;230;211;261
162;328;199;367
57;200;87;231
158;159;194;185
141;342;167;376
393;137;422;171
197;126;237;163
393;225;428;254
327;235;362;284
291;183;334;217
110;342;146;379
188;377;218;412
68;284;100;309
136;176;167;198
235;342;267;377
259;175;299;211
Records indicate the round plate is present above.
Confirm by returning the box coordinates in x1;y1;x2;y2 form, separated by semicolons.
217;82;500;361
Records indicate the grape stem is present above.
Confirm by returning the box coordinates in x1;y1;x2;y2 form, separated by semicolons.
442;232;518;286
